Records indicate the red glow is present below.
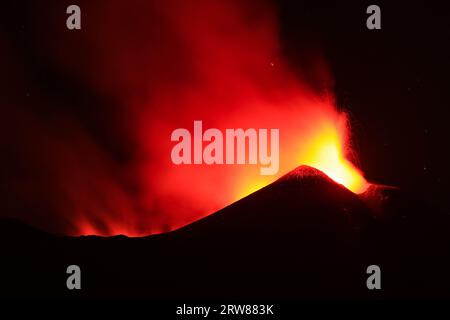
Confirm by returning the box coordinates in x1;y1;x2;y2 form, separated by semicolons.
22;0;367;236
233;106;368;199
298;115;368;194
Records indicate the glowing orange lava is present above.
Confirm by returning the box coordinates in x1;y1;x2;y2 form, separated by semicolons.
236;112;368;199
300;123;368;193
46;0;370;237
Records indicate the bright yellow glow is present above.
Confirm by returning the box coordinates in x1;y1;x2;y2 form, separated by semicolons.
234;115;368;200
235;175;272;199
301;125;368;193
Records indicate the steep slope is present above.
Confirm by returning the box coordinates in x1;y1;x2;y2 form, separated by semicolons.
0;166;449;299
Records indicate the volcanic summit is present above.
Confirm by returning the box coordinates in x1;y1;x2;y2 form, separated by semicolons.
0;166;449;299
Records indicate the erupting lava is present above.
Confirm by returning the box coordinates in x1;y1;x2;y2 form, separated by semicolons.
301;119;368;194
305;143;367;194
235;110;368;199
3;0;368;237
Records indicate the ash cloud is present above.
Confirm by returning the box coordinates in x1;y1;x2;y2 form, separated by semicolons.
0;0;349;235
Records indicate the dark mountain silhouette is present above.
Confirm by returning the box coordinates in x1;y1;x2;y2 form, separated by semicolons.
1;166;449;299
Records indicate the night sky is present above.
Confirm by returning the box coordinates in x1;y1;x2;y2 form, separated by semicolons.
278;0;450;211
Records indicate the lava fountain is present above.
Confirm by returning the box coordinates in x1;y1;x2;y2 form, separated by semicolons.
3;0;368;237
299;115;368;194
234;105;368;200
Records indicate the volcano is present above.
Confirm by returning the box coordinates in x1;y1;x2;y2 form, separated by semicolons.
1;166;449;299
